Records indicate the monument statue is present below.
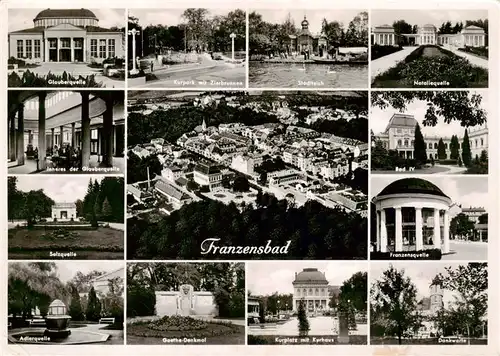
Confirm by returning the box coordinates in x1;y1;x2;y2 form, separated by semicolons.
177;284;194;316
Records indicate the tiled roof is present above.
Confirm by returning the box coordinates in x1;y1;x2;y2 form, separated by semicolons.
155;180;189;201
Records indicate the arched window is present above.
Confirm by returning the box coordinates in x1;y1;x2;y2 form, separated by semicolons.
481;138;484;146
315;288;319;296
397;139;402;146
404;140;408;147
434;143;438;149
303;288;307;296
428;143;432;149
475;139;478;147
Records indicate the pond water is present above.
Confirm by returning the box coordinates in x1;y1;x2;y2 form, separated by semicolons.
249;62;368;88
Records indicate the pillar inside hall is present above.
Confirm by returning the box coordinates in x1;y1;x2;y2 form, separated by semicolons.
56;38;60;62
433;209;441;250
380;208;388;252
443;211;450;253
376;211;381;252
28;130;33;144
60;125;64;146
395;207;403;251
81;92;91;169
415;207;423;251
71;122;76;147
102;96;114;167
9;112;16;161
51;128;55;152
38;92;47;170
70;37;74;62
16;104;25;166
44;38;49;62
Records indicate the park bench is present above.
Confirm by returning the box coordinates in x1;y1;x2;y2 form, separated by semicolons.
99;317;115;324
29;319;46;326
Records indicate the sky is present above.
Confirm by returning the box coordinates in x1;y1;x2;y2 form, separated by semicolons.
14;176;105;203
371;176;489;212
130;9;242;27
52;261;123;283
253;10;366;34
370;262;482;307
247;261;368;296
371;9;488;27
8;9;125;32
370;92;488;137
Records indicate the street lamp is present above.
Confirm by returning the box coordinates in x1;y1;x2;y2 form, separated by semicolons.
230;32;236;60
128;28;140;75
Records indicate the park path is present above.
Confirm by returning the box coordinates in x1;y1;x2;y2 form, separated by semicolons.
433;164;468;174
370;47;416;77
445;47;488;69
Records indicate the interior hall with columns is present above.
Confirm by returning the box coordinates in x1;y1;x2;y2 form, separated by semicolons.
8;90;125;174
372;178;452;254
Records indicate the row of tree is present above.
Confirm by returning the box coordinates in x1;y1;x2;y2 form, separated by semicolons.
80;178;125;225
128;8;246;58
127;263;244;318
128;193;367;259
8;262;124;324
8;177;54;226
371;263;487;343
249;11;368;54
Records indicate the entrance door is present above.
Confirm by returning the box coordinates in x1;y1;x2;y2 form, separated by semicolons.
59;49;71;62
48;38;58;62
60;211;68;219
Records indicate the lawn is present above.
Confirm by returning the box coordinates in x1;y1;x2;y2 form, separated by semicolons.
8;227;124;259
371;45;488;88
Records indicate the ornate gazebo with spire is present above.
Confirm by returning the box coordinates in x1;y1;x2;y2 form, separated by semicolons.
288;15;328;55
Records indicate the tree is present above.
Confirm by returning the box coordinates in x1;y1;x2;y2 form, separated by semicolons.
233;176;250;192
392;20;413;35
478;213;488;224
339;272;367;313
413;124;427;166
438;263;487;340
371;92;486;128
371;265;419;344
68;284;85;321
461;129;472;167
449;213;475;240
449;135;460;160
259;301;266;323
437;139;447;160
101;198;113;221
85;287;102;321
297;299;310;336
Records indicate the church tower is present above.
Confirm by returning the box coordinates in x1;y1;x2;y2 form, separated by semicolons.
301;15;309;31
429;283;444;314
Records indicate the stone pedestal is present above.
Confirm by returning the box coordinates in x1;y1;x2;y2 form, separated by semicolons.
177;284;194;316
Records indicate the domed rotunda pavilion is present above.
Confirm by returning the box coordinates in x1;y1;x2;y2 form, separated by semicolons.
372;178;452;254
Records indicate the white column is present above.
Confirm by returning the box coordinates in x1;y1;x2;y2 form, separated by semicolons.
380;209;387;252
83;38;86;62
443;211;450;253
415;207;423;251
392;34;395;45
70;37;74;62
376;211;381;251
433;209;441;250
44;38;49;62
56;38;60;62
482;35;485;46
395;207;403;251
479;230;483;242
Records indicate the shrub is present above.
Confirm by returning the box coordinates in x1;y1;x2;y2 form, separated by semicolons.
127;284;156;317
85;287;102;321
371;44;403;61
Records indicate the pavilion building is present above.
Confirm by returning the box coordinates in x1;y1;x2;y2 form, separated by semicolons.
8;90;125;173
8;8;124;63
292;268;331;314
372;24;486;47
372;178;452;253
374;113;488;160
50;202;77;221
288;16;328;55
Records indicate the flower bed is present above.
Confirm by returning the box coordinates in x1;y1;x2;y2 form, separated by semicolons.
127;316;241;338
372;45;488;88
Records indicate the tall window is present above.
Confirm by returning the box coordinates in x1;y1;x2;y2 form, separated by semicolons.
60;38;70;48
428;143;432;149
25;40;32;59
481;138;484;146
17;40;23;58
404;140;408;147
90;39;97;57
34;40;41;58
397;139;402;146
99;39;106;58
108;39;115;58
